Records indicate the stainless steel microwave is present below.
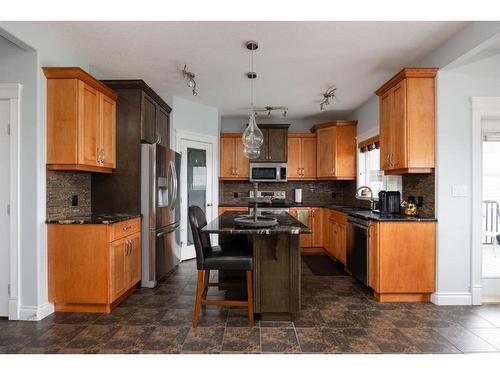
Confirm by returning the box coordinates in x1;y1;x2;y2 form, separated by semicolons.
249;163;287;182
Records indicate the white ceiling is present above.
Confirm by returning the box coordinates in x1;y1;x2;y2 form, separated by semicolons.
37;21;469;119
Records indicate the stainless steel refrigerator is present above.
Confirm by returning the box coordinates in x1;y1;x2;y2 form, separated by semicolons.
141;144;181;288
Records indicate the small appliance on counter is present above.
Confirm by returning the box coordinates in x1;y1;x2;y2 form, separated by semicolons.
294;188;303;204
378;190;401;215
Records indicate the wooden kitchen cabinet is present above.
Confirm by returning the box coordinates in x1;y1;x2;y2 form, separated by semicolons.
368;220;436;302
290;207;323;249
288;134;317;180
254;124;289;163
375;67;438;175
140;92;170;146
48;217;141;313
218;206;249;215
220;133;249;180
312;121;357;180
324;209;347;264
44;67;118;173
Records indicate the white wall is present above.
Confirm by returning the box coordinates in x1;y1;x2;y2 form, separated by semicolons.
0;36;41;317
171;96;219;140
0;23;96;319
435;55;500;302
350;96;379;141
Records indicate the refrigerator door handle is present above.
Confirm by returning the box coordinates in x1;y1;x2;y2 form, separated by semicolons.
156;224;180;237
172;160;178;208
169;160;178;210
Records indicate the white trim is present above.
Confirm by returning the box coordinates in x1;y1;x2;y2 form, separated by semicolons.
471;97;500;305
0;84;22;320
18;302;54;321
431;292;472;305
175;129;219;260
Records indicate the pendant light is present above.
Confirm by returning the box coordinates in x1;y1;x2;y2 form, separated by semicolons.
242;41;264;159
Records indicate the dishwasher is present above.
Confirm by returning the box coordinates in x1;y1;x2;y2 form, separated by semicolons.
346;215;370;286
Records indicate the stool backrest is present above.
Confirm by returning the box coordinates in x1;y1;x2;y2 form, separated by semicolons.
188;205;211;269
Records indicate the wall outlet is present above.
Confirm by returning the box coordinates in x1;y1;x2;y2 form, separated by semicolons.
331;192;336;198
417;196;424;207
71;194;78;206
233;192;239;198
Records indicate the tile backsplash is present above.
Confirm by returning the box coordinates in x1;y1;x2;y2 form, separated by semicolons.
46;170;91;219
401;172;435;217
220;180;352;205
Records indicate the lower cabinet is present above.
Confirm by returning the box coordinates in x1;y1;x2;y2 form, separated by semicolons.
324;209;347;264
289;207;323;249
368;221;436;302
218;206;249;215
48;218;141;313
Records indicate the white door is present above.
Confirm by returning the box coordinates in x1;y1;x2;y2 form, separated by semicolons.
0;100;10;317
179;139;214;260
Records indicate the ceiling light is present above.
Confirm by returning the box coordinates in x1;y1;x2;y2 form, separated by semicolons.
319;87;336;111
242;41;263;159
182;64;198;96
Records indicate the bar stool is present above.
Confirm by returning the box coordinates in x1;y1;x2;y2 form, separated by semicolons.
188;205;254;327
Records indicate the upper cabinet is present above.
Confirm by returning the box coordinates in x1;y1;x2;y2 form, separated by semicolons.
312;121;357;180
375;67;438;175
220;133;249;180
44;67;118;173
288;133;317;180
254;124;289;162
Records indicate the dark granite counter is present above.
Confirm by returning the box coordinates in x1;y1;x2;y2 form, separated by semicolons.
46;213;141;225
202;211;311;234
218;202;334;208
325;205;437;222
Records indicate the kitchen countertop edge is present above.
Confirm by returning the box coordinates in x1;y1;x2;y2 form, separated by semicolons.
46;213;142;225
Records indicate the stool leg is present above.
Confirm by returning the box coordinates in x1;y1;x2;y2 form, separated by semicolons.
202;270;210;305
246;270;254;328
192;270;204;327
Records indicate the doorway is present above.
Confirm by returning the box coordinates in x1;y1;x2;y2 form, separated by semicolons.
176;131;217;261
0;99;10;317
481;127;500;300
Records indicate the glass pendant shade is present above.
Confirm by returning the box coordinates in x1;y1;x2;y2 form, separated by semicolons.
243;146;261;159
242;113;264;150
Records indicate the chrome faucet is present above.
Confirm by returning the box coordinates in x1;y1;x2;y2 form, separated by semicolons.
355;186;376;211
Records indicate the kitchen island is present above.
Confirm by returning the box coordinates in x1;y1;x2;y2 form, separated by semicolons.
202;211;311;320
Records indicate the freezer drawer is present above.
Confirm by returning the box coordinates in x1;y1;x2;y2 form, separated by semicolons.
155;224;180;281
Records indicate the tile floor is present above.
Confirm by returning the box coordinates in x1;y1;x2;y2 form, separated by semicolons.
2;258;500;354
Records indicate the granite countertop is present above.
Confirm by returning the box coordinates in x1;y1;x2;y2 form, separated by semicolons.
218;201;336;208
46;213;141;225
325;205;437;222
202;211;312;234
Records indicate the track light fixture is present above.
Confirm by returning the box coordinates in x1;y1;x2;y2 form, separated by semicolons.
319;87;337;111
182;64;198;96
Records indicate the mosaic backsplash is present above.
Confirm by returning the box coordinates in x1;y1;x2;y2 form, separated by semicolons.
46;170;91;219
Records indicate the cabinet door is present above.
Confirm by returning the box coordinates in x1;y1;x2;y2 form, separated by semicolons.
110;238;128;301
379;91;392;171
234;138;249;178
316;127;335;177
100;93;116;169
301;137;317;179
391;81;407;170
287;137;302;179
156;106;170;147
128;233;141;287
311;208;323;247
327;218;337;257
78;81;100;167
337;223;346;264
268;128;288;162
141;92;157;144
220;137;236;178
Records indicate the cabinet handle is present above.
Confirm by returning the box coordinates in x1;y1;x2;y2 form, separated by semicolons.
122;225;132;231
96;147;100;164
235;168;238;175
101;148;105;162
301;168;305;176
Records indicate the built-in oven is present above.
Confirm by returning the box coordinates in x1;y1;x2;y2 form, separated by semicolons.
249;163;287;182
346;216;370;286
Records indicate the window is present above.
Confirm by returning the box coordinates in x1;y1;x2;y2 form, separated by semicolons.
357;136;402;200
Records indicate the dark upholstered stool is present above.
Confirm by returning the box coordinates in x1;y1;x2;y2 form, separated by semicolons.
188;205;254;327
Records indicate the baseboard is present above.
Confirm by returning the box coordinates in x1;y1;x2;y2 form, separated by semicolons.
18;302;54;321
431;292;472;305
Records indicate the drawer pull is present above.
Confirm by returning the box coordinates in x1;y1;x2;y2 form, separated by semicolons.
122;226;132;231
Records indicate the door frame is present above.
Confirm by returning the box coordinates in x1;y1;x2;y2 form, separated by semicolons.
175;129;218;261
0;84;22;320
471;97;500;305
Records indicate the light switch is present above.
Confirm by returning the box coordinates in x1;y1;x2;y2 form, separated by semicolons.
452;185;468;197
